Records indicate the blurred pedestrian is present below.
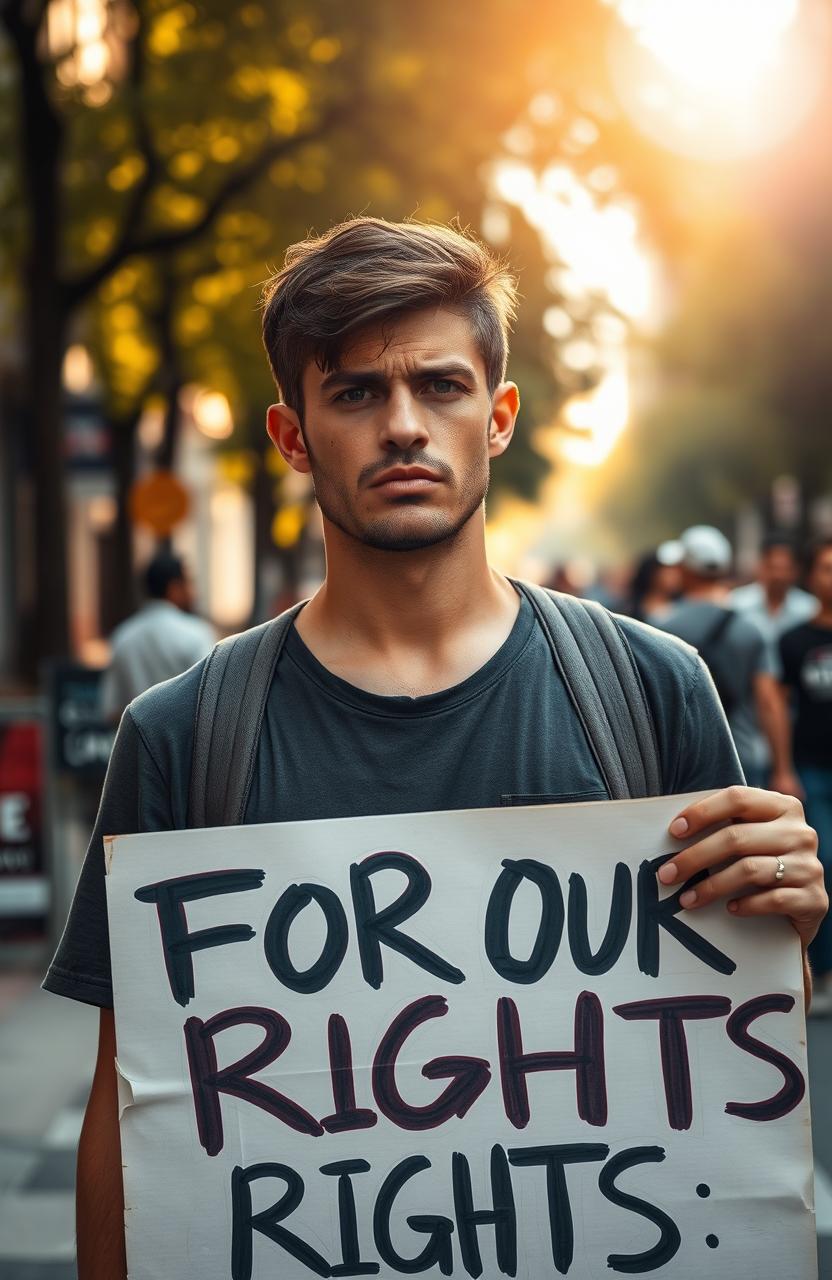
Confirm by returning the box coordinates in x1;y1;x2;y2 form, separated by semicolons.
780;539;832;1012
658;526;801;794
627;541;683;623
729;532;817;787
730;532;817;641
99;551;215;724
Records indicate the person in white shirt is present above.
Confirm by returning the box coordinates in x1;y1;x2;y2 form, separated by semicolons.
729;533;818;787
99;552;215;723
730;533;817;645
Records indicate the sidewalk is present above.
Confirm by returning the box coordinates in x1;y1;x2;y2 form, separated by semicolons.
0;971;97;1280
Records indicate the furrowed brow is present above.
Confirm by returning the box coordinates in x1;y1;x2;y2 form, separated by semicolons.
319;369;388;392
319;360;479;393
414;361;478;382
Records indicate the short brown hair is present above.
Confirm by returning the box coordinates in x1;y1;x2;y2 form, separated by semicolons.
261;217;518;413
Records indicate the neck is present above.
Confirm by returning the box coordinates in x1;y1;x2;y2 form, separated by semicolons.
301;508;513;649
815;605;832;628
764;584;788;610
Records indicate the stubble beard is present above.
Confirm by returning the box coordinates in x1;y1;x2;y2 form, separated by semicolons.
310;455;490;553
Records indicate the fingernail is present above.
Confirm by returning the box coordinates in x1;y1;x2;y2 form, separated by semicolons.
679;889;697;908
658;863;678;884
728;900;739;913
670;817;689;837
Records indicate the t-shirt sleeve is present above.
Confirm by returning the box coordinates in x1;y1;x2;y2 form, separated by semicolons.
42;707;173;1008
669;656;745;793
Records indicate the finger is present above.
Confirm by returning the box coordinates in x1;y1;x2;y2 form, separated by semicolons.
726;888;811;919
669;786;802;840
658;820;809;886
678;854;813;910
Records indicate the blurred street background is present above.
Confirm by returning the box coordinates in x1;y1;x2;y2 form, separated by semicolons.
2;0;832;1274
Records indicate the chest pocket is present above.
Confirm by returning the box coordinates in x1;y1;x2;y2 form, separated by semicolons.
500;790;608;806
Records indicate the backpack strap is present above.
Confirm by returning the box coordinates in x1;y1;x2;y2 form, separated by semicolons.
188;602;306;828
512;579;662;799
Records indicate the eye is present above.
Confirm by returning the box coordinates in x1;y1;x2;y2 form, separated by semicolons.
336;386;373;403
427;379;463;395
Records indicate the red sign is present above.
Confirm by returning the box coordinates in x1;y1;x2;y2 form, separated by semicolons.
0;720;47;932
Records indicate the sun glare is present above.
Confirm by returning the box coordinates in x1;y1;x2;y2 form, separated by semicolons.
489;157;656;473
621;0;798;96
558;369;631;468
608;0;828;159
492;162;654;323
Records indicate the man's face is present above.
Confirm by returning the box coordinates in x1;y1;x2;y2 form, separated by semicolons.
759;546;798;594
269;306;517;553
809;548;832;609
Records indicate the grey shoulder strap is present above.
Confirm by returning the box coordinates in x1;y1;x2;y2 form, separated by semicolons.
512;579;662;799
188;602;306;828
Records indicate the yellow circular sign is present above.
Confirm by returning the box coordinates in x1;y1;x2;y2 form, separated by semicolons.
128;471;190;536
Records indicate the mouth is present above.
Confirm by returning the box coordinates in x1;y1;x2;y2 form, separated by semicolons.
369;466;443;493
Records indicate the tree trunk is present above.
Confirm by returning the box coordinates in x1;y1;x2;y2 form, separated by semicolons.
9;7;70;675
153;260;181;473
109;409;141;626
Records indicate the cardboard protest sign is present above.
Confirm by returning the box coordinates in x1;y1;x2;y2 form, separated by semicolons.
106;793;816;1279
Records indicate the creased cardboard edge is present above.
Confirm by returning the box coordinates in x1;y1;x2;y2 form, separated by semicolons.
115;1057;135;1121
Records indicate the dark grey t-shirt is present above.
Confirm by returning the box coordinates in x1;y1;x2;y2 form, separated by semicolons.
44;595;742;1007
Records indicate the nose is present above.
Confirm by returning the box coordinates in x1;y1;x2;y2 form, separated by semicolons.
378;385;430;452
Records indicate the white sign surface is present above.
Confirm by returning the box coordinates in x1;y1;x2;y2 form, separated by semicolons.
106;794;816;1279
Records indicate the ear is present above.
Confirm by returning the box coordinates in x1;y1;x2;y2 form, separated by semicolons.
488;381;520;459
267;403;311;474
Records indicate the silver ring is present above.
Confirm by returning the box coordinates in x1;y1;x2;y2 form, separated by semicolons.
774;856;786;883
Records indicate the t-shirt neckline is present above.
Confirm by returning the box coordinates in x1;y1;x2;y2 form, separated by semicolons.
282;592;535;718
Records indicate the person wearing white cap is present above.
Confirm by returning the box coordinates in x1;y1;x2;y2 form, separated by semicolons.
658;526;801;797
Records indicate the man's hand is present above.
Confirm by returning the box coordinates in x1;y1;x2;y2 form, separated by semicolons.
658;786;827;950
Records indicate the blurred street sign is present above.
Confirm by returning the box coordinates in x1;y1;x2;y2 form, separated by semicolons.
50;662;114;777
63;395;112;471
129;470;189;535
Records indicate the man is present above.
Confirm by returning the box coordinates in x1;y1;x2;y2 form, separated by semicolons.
780;539;832;1012
659;525;801;794
729;532;817;783
43;219;825;1278
99;551;215;723
730;532;818;643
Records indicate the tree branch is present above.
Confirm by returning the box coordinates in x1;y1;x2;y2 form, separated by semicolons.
63;101;352;307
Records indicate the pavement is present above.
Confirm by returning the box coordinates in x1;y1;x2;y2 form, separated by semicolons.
0;970;830;1279
0;972;95;1280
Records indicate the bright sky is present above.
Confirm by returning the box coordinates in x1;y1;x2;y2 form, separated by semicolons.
617;0;799;95
607;0;826;160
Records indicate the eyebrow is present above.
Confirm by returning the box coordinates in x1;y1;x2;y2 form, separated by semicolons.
319;360;479;392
